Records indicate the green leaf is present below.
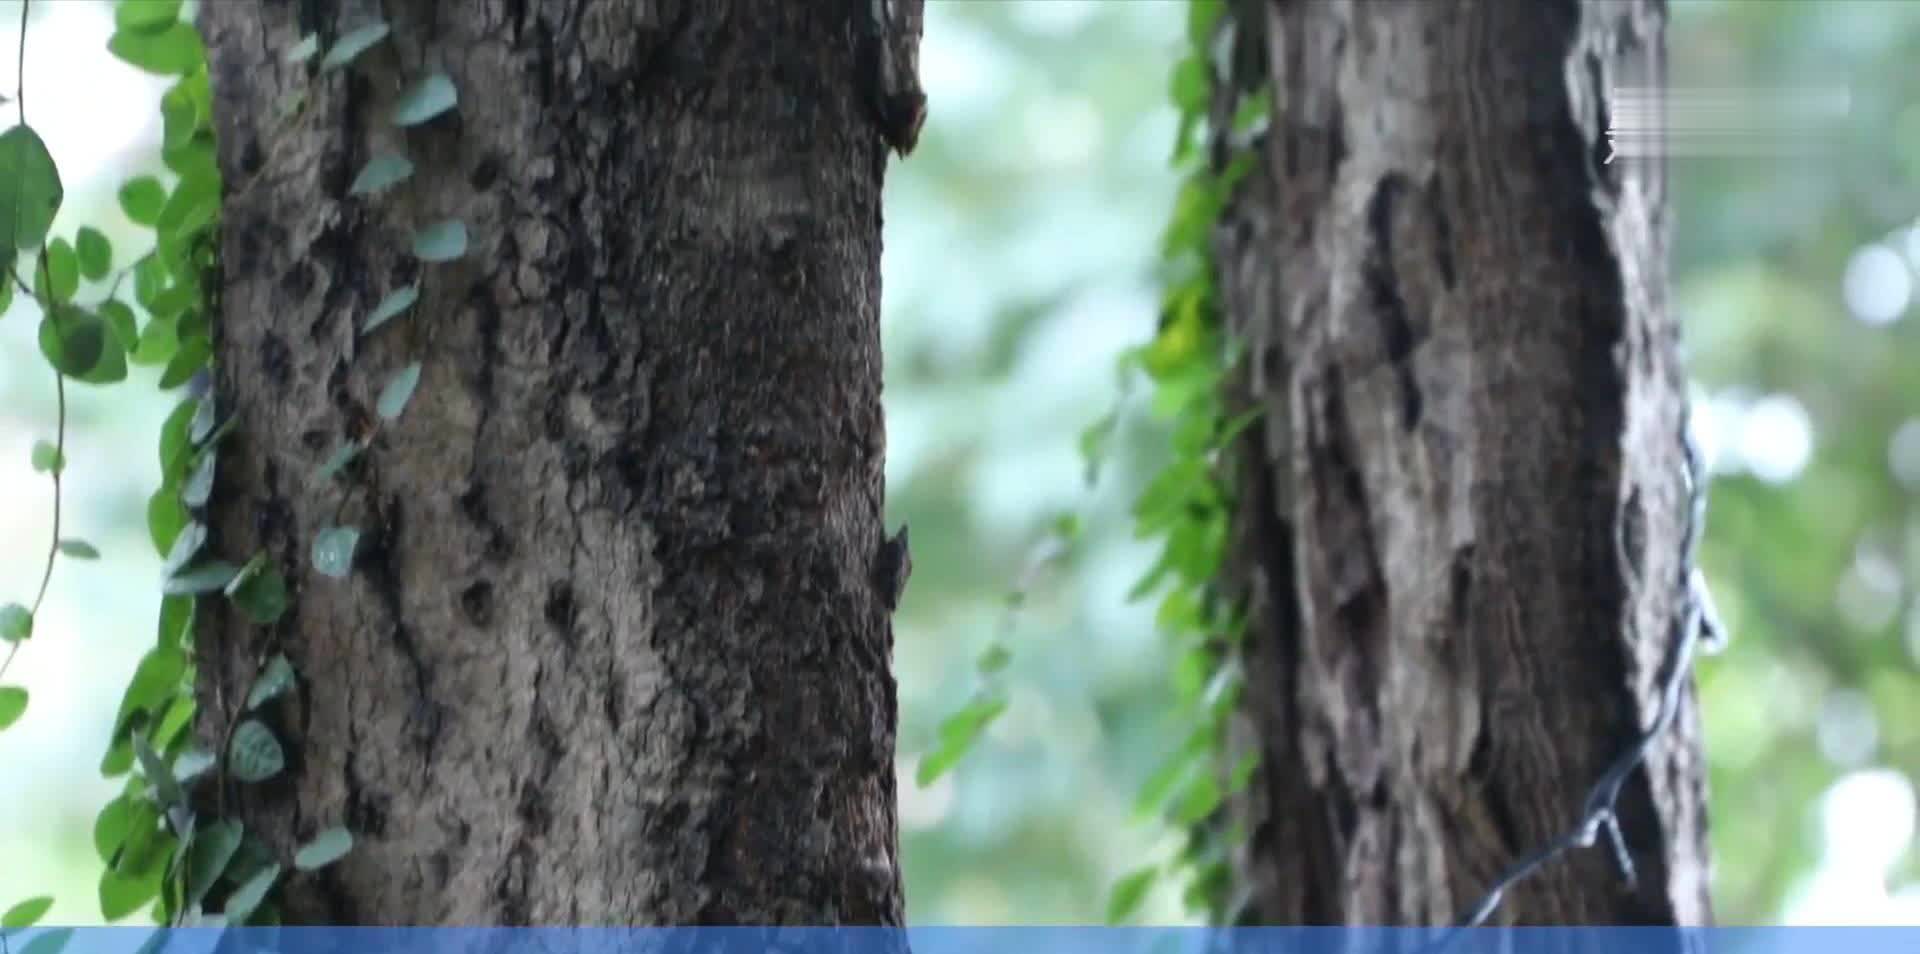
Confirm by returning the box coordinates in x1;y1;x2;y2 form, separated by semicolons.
30;440;62;474
160;83;199;152
229;565;289;625
184;820;243;910
222;862;278;924
0;896;52;929
1105;865;1159;924
0;124;64;254
161;521;206;576
151;694;196;751
40;237;78;302
100;300;139;353
156;174;217;246
57;539;100;560
108;22;204;76
392;73;458;126
228;720;285;783
0;604;30;643
19;927;72;954
363;284;419;332
109;646;187;746
915;694;1008;786
131;315;179;367
115;0;184;33
0;686;29;731
976;643;1012;674
0;266;12;316
75;325;130;385
376;362;423;420
321;22;391;71
294;827;353;871
246;654;297;710
349;154;413;196
156;594;194;648
132;732;184;811
411;220;467;262
93;794;134;864
311;526;360;578
98;866;161;922
172;746;213;784
1171;773;1222;825
182;451;215;507
119;177;166;226
158;335;211;390
147;488;189;557
286;33;320;64
165;561;239;596
315;442;361;482
38;306;107;377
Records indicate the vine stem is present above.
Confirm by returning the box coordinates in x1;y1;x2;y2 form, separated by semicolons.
0;265;67;686
0;0;53;688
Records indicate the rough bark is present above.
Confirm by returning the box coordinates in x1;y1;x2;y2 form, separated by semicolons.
1214;0;1712;925
195;0;910;925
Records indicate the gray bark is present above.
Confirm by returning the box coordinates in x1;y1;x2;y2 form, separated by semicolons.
195;0;910;925
1213;0;1712;925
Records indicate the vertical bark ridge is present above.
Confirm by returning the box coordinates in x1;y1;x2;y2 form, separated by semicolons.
1220;0;1709;925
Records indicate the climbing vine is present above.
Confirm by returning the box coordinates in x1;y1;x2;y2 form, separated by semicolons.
0;0;463;935
903;0;1265;926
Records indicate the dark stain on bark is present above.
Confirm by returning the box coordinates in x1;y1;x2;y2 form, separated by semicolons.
1364;174;1424;431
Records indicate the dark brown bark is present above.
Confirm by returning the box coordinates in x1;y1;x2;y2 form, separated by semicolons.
1214;0;1711;925
195;0;910;925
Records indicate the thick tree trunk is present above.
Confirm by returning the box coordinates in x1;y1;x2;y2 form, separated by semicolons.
195;0;910;925
1214;0;1712;925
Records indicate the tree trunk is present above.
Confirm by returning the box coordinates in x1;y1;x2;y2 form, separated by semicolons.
1212;0;1713;925
195;0;911;925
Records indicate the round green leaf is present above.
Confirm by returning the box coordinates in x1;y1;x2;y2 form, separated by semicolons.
184;820;243;909
322;22;391;71
411;220;467;262
39;237;79;302
228;720;285;783
312;526;360;578
118;177;166;226
98;866;161;923
165;561;239;596
0;603;31;642
363;284;419;332
1105;865;1159;925
30;440;63;474
182;451;215;507
229;565;289;625
246;654;297;710
294;827;354;871
75;227;113;280
377;362;423;421
158;335;211;390
108;22;204;76
161;521;206;576
0;687;27;731
286;33;320;63
115;0;184;33
131;315;179;367
147;488;189;558
391;73;458;126
57;539;100;560
0;896;51;929
38;306;107;378
349;154;414;196
222;862;279;924
0;124;64;254
100;300;139;352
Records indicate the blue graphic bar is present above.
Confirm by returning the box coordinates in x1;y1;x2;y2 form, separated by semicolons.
6;927;1919;954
